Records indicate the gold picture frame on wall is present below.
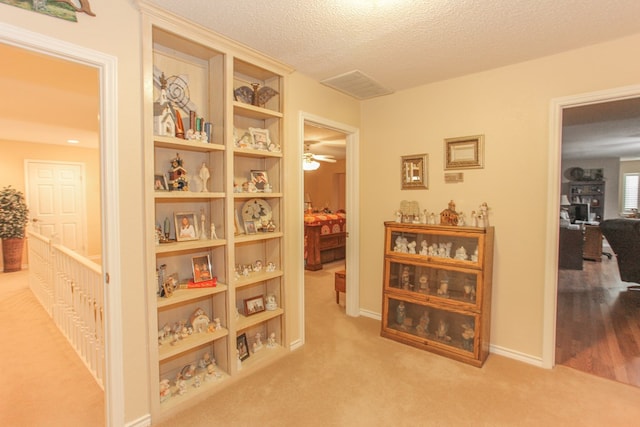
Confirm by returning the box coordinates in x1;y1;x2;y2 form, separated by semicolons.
444;135;484;170
401;154;428;190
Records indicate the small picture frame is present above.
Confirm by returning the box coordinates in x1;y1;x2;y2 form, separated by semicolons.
244;295;265;316
244;220;257;235
154;174;168;191
250;170;269;192
401;154;428;190
237;333;250;361
192;255;213;283
174;212;199;241
249;127;271;150
444;135;484;170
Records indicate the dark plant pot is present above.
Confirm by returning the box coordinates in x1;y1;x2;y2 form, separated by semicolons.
2;237;25;272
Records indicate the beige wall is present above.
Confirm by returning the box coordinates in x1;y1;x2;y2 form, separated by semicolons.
284;72;360;344
360;33;640;359
304;159;346;212
0;140;102;258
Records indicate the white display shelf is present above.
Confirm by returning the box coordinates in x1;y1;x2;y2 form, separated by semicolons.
157;284;228;309
233;192;283;199
154;191;225;200
154;135;225;152
234;270;283;290
159;370;231;413
234;232;283;245
233;101;283;120
239;344;287;371
233;147;283;159
159;327;229;361
155;238;227;254
236;308;284;332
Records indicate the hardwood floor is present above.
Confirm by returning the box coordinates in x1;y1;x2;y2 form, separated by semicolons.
556;255;640;387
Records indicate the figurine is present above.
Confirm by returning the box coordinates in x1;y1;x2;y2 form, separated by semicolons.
168;153;189;191
418;274;429;293
454;246;468;260
265;293;277;311
463;284;476;300
177;379;187;395
266;261;276;272
395;210;402;223
435;319;450;341
267;332;276;348
478;202;490;227
407;241;417;254
159;379;171;402
419;240;429;255
428;212;436;225
400;266;411;290
461;323;475;350
193;375;202;388
470;210;478;227
416;310;430;337
457;211;466;226
440;200;458;225
210;223;218;240
396;301;406;325
253;332;263;352
437;280;449;297
199;162;210;192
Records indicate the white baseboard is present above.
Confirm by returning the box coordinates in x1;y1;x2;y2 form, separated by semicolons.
125;414;152;427
359;308;381;320
289;338;304;351
490;344;544;368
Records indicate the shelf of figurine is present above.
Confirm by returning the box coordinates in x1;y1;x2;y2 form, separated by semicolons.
385;298;478;355
233;127;282;155
388;263;478;305
158;308;228;361
159;350;229;407
234;260;280;285
395;200;491;228
236;330;284;373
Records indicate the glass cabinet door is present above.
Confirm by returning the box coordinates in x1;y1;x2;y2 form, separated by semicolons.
386;226;484;267
384;259;480;308
384;296;479;356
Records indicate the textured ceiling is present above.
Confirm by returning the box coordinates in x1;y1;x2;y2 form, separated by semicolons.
147;0;640;94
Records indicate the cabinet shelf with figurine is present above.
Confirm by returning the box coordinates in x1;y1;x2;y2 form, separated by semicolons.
142;4;291;420
381;222;494;367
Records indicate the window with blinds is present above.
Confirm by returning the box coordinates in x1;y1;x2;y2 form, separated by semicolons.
623;173;639;211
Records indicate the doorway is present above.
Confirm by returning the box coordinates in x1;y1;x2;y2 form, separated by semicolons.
543;85;640;377
298;112;360;345
0;23;123;425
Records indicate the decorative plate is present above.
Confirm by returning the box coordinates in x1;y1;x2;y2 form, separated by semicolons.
241;198;272;225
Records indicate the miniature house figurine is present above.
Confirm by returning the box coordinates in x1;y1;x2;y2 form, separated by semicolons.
153;73;176;137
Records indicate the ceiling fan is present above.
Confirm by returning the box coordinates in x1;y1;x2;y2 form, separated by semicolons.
303;143;337;171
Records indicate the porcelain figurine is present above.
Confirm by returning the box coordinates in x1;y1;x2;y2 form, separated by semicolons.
396;301;406;325
267;332;276;348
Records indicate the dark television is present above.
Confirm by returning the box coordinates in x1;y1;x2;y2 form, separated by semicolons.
568;203;590;223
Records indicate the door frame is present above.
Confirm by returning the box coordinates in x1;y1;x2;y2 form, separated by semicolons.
25;160;89;255
0;23;124;425
297;112;360;344
542;83;640;369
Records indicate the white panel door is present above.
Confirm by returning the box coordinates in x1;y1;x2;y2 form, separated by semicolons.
27;161;87;255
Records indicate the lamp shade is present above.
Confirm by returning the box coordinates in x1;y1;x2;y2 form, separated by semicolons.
560;194;571;206
303;158;320;171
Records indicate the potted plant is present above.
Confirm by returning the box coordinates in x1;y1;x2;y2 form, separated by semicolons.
0;186;29;272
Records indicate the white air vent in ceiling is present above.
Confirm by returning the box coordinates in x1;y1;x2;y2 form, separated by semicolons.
320;70;393;100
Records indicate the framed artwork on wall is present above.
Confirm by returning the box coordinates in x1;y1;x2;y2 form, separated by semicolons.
401;154;428;190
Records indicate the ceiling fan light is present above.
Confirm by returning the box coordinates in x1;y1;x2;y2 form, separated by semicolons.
303;158;320;171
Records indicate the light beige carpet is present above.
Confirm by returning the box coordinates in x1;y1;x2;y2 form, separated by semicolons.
157;261;640;426
0;270;104;426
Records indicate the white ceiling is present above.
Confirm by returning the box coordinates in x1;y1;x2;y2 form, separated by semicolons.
2;1;640;160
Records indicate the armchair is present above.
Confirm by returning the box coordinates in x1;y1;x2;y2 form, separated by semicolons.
599;218;640;290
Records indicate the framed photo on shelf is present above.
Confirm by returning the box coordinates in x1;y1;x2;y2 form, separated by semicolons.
249;127;271;150
154;173;168;191
237;333;250;361
244;220;257;235
444;135;484;170
244;295;265;316
191;255;213;283
174;212;199;241
401;154;428;190
250;170;269;191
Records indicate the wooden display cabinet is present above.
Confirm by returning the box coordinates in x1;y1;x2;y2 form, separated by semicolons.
381;222;494;367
